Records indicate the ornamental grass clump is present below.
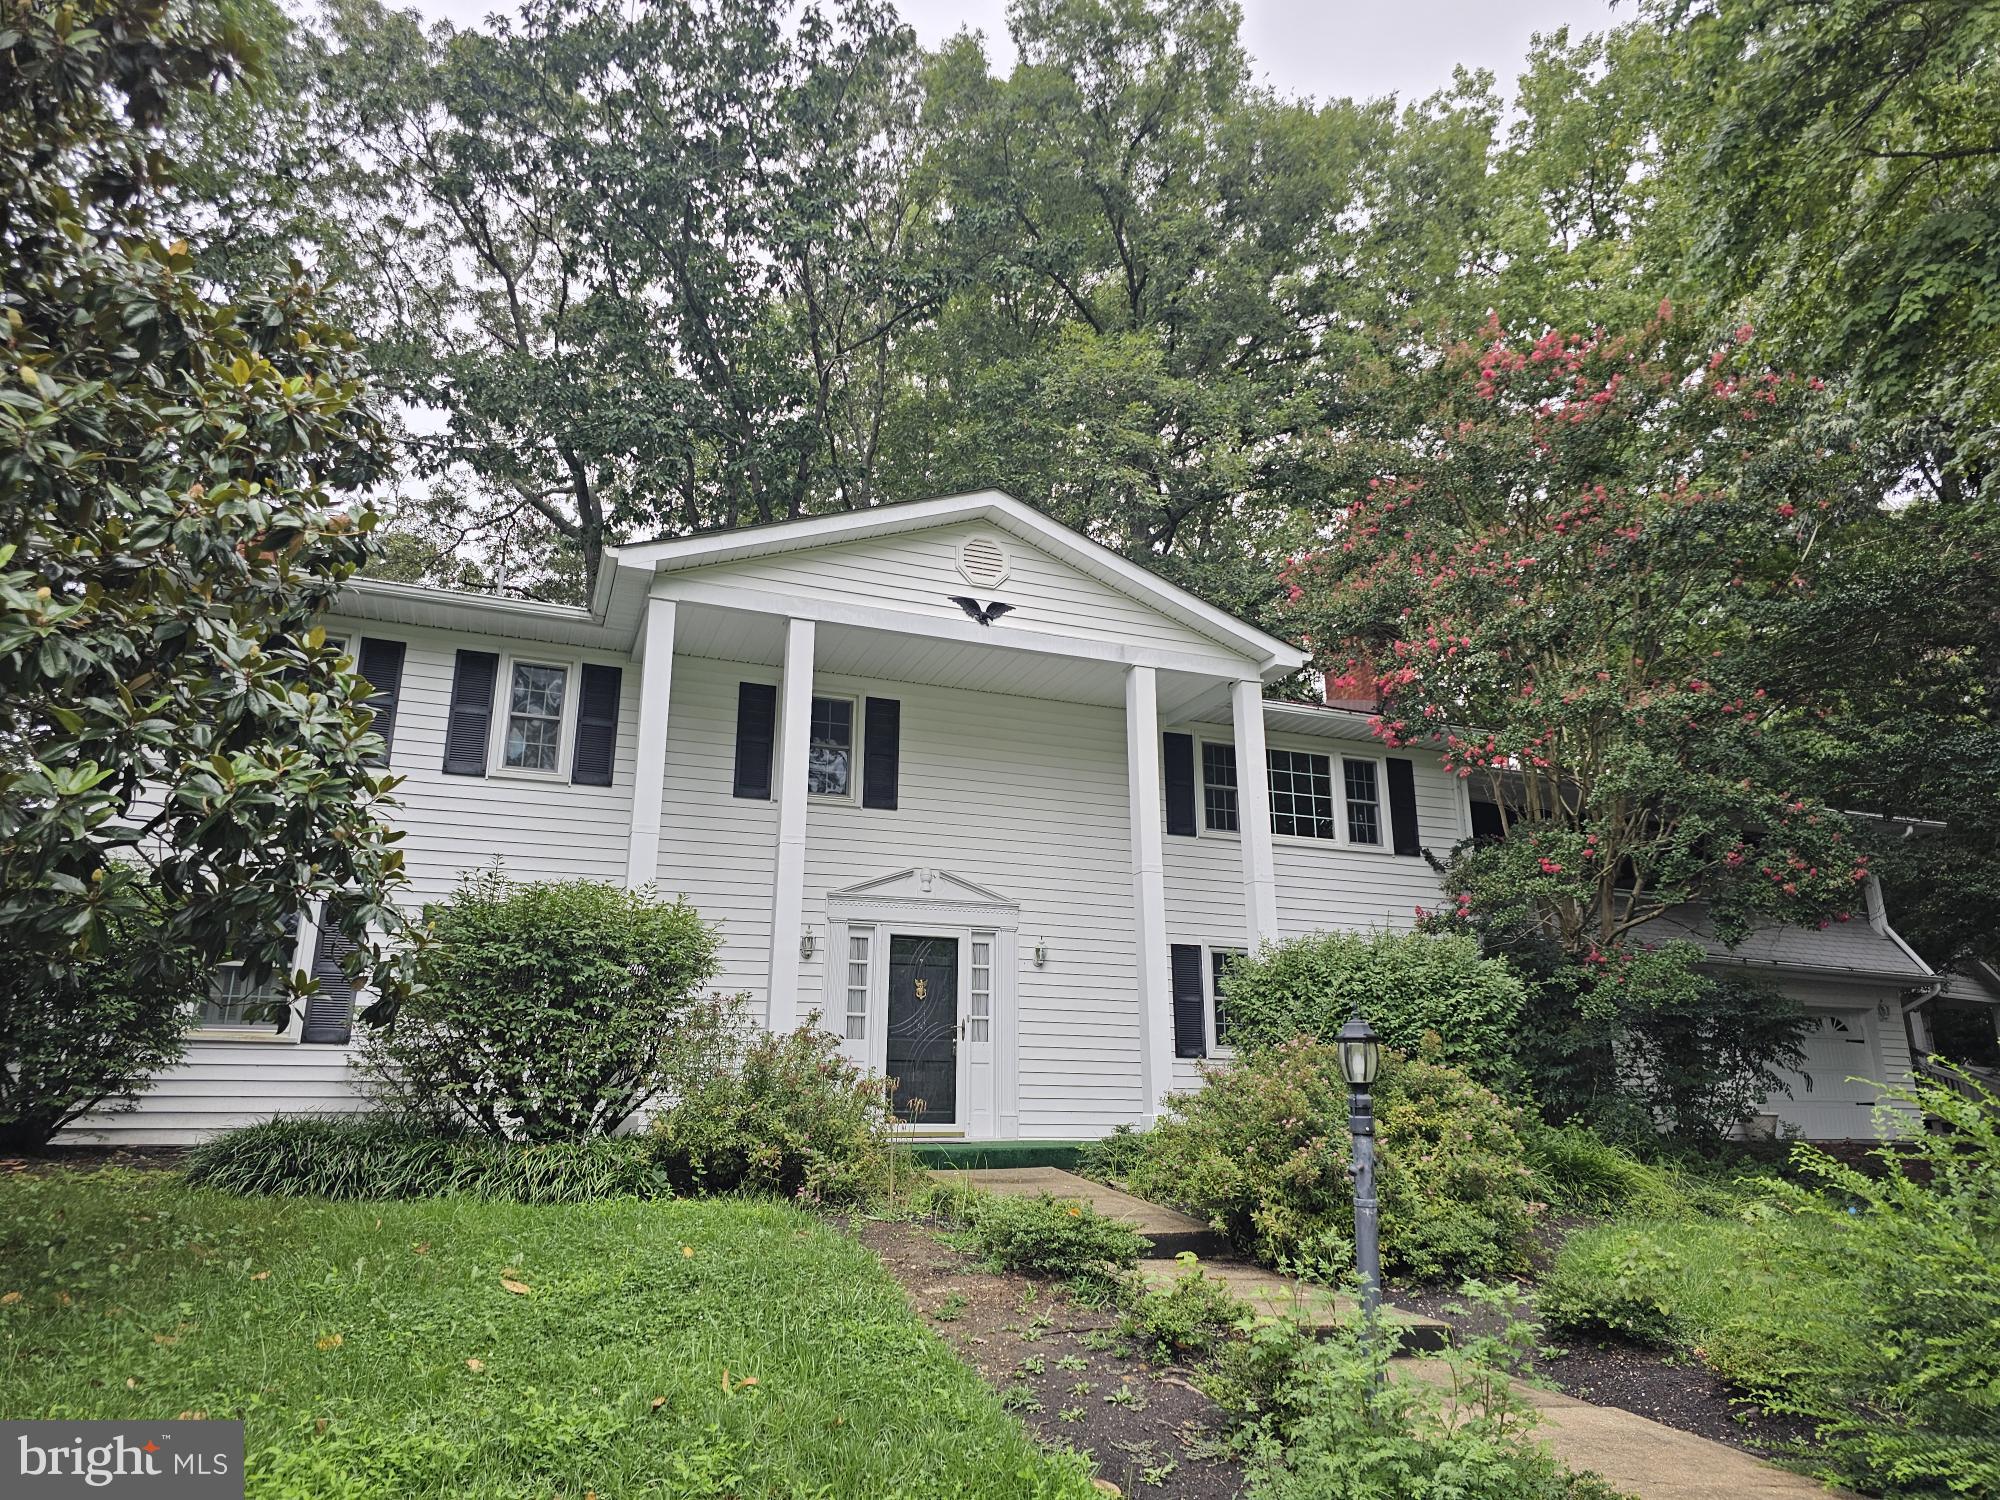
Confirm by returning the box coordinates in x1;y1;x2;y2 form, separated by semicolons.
1126;1039;1539;1282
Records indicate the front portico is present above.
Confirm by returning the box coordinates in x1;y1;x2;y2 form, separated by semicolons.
608;491;1307;1132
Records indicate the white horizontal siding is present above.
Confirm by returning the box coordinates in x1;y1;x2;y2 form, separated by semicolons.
71;618;644;1145
1162;725;1461;1093
65;1042;369;1147
367;622;641;905
675;520;1238;661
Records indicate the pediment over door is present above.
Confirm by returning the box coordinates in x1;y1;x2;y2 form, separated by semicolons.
825;868;1019;930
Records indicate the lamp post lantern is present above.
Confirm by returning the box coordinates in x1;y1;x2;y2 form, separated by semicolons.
1335;1010;1383;1327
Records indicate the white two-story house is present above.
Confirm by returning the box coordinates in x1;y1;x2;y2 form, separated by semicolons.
77;491;1925;1146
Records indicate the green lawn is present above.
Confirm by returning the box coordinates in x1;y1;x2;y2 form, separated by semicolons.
0;1170;1096;1499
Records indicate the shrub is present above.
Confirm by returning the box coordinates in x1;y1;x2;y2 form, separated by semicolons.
359;872;720;1140
1536;1227;1681;1345
184;1114;668;1202
0;881;203;1149
1119;1253;1246;1362
959;1191;1149;1286
1743;1080;2000;1497
1126;1040;1539;1282
1246;1282;1625;1500
648;1009;901;1205
1218;929;1523;1085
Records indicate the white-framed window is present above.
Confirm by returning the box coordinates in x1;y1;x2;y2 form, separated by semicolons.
497;657;571;773
198;963;289;1033
969;934;993;1043
808;694;856;798
1201;741;1239;832
844;928;871;1041
1209;947;1245;1052
1267;747;1337;840
1343;757;1383;846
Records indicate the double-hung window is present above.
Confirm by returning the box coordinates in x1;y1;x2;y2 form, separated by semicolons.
200;964;288;1033
808;696;855;797
1209;948;1244;1050
1267;748;1337;839
1201;742;1239;832
502;661;568;771
1343;758;1383;846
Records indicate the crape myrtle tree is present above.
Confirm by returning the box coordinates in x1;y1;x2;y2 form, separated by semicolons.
1;0;415;1142
1281;310;1885;1137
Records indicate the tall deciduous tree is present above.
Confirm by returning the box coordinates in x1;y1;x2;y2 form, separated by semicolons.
303;0;942;594
1;0;413;1019
1280;313;1895;1131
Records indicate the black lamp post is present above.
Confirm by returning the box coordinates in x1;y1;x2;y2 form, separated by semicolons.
1336;1010;1383;1327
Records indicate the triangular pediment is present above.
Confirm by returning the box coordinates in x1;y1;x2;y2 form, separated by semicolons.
827;867;1017;909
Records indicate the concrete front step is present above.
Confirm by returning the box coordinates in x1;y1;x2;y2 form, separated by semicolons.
928;1166;1452;1351
927;1166;1230;1258
1139;1258;1452;1352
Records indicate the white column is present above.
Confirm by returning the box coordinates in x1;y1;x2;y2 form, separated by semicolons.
623;596;678;889
1125;664;1173;1124
1231;677;1280;948
766;618;815;1032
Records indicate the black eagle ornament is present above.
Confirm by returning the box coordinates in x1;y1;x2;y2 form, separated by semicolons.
949;596;1015;626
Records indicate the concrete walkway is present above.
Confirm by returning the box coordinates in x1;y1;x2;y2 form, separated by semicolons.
1399;1359;1856;1499
931;1166;1857;1500
931;1166;1451;1348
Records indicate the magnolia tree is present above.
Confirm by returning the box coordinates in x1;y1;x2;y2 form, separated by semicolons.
1283;311;1881;1135
1;0;414;1143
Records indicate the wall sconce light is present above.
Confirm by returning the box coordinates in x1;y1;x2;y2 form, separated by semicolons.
1033;941;1048;968
800;928;816;960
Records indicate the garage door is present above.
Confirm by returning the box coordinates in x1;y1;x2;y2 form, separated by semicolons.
1778;1010;1883;1137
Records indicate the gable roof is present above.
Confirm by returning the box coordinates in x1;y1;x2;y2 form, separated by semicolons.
605;490;1308;675
1647;903;1935;984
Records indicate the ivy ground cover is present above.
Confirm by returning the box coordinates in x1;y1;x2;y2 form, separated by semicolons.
0;1170;1094;1499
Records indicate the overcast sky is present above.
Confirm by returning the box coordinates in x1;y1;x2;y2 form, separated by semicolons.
403;0;1628;105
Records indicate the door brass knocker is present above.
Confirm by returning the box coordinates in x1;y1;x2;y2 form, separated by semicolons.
914;978;929;1000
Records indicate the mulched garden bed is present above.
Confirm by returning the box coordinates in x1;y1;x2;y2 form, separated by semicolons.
857;1216;1248;1500
1392;1281;1819;1459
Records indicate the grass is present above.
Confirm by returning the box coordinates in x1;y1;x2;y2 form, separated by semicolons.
0;1169;1097;1500
1538;1208;1863;1392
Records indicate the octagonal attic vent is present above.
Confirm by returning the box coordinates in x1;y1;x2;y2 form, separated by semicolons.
956;534;1012;589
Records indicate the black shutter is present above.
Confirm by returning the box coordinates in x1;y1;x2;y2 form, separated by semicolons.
356;638;406;766
1470;800;1506;842
732;681;777;799
1385;756;1421;857
442;649;498;776
300;905;358;1045
1163;732;1197;837
571;663;622;786
862;696;901;810
1170;943;1207;1059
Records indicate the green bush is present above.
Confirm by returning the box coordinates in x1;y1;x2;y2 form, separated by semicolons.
1245;1282;1627;1500
1746;1080;2000;1497
1074;1122;1150;1181
359;872;720;1140
1536;1227;1681;1345
0;876;203;1149
1127;1039;1540;1282
958;1191;1149;1286
184;1114;668;1202
648;1008;901;1205
1219;929;1523;1085
1118;1253;1246;1362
